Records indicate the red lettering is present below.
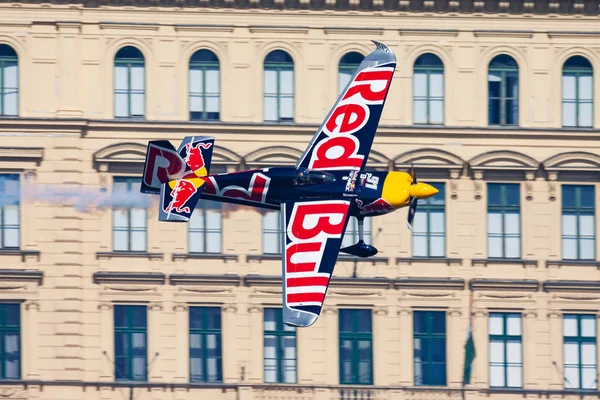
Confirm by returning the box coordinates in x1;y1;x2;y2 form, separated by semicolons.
343;69;393;103
311;136;363;170
287;292;325;304
221;174;268;202
143;144;183;187
290;202;349;241
285;242;322;273
324;103;368;135
286;276;330;287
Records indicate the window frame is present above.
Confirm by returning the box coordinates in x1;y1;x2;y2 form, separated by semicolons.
188;200;223;254
112;177;147;252
563;314;598;390
561;185;595;261
263;308;297;384
488;61;519;126
412;182;446;258
0;174;20;249
0;303;20;380
562;62;593;128
114;49;145;119
114;305;147;382
263;56;294;123
413;310;447;386
413;60;444;125
487;183;521;259
338;309;373;385
189;52;220;121
0;48;18;117
189;306;223;383
488;312;523;388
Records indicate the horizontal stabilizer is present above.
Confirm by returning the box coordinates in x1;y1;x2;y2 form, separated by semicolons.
158;177;206;222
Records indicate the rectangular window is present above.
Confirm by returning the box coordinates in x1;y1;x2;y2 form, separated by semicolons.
488;70;518;126
264;308;296;383
113;177;147;252
563;314;597;389
189;200;222;254
339;309;373;385
0;175;19;249
114;62;145;119
264;66;294;122
263;211;281;254
341;217;371;249
413;183;445;258
0;304;20;379
562;185;595;260
189;63;220;121
414;311;446;386
0;56;18;116
489;313;522;388
487;183;521;259
114;305;147;381
563;71;593;128
189;307;222;382
413;68;444;124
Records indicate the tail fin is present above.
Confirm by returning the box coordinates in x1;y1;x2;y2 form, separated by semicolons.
140;136;215;222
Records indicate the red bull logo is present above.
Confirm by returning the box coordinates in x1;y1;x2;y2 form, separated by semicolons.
164;178;202;214
355;198;394;215
184;142;212;176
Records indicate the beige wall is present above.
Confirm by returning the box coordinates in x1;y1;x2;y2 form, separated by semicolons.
0;2;599;400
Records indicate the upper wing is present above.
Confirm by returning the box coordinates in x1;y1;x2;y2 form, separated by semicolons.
280;199;352;327
296;41;396;172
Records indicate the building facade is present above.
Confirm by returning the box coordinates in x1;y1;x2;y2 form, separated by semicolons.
0;1;599;399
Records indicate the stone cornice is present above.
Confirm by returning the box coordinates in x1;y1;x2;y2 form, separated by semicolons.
0;269;43;285
394;278;465;290
469;279;539;292
93;271;166;285
169;274;241;286
543;280;600;292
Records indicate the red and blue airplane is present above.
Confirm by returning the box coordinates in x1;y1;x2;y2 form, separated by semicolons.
140;41;439;327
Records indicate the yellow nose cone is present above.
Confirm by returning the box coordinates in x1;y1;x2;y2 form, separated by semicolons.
409;183;439;199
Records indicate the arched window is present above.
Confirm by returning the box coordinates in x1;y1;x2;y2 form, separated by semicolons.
264;50;294;122
0;45;18;116
338;52;364;95
189;50;220;121
413;53;444;125
488;54;519;126
562;56;593;128
114;46;145;119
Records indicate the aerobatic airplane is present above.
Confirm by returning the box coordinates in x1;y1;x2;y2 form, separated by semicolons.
140;41;439;327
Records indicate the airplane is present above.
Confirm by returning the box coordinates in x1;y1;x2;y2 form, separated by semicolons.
139;41;439;328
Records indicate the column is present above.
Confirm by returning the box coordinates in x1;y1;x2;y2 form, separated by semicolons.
472;309;488;388
322;307;339;385
222;305;238;383
548;311;563;390
25;302;39;379
248;305;263;383
373;307;389;386
173;304;188;382
148;303;162;380
447;308;464;386
523;310;538;388
397;307;413;385
98;303;113;380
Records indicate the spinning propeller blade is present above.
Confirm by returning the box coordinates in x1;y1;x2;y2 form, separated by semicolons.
406;196;418;231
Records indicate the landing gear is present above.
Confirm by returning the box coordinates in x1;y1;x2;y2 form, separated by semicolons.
339;217;378;258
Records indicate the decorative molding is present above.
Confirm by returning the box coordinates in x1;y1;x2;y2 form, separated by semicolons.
448;308;462;316
402;291;455;298
469;150;539;172
99;22;160;31
149;303;163;311
174;24;234;32
170;274;241;286
93;272;166;285
222;304;237;313
96;251;164;260
0;269;43;285
172;253;238;262
479;293;531;299
98;302;113;310
324;27;384;35
543;151;600;172
396;257;462;266
469;278;539;292
92;143;147;173
395;278;465;290
473;30;534;38
471;258;538;268
543;280;600;293
173;303;188;311
546;260;600;268
0;147;44;169
247;305;263;313
249;26;309;34
399;29;459;37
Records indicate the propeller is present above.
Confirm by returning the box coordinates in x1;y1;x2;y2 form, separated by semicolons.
406;165;418;231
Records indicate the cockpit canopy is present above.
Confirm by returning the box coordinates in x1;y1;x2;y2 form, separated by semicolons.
294;169;336;186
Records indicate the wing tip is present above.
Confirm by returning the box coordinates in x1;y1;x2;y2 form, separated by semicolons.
283;307;319;328
370;40;397;63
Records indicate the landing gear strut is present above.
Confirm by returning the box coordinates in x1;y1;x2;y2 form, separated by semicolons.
339;216;378;258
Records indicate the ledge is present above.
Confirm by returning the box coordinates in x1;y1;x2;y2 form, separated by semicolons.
543;280;600;292
169;274;241;286
0;249;41;262
0;147;44;169
93;272;165;285
337;255;389;265
473;30;534;38
399;28;459;37
249;25;309;34
96;252;164;260
325;27;383;35
99;22;160;30
174;24;234;32
172;253;238;262
0;269;43;285
472;258;538;267
469;279;539;292
394;278;465;290
396;257;462;265
546;260;600;268
247;254;281;263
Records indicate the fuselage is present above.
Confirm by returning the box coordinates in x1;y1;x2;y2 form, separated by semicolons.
199;167;424;218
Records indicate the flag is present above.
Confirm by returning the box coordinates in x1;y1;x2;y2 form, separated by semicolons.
462;291;476;386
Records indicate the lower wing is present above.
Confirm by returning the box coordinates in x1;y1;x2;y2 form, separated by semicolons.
280;199;352;327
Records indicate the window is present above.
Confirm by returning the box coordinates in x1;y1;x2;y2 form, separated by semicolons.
114;46;145;119
563;56;593;128
264;308;296;383
189;307;222;382
412;183;445;257
114;305;147;381
413;53;444;125
0;304;20;379
189;49;220;121
338;52;364;95
0;175;19;249
414;311;446;386
0;45;18;116
562;185;595;260
339;309;373;385
487;183;521;259
563;314;597;389
189;200;222;253
263;211;281;254
489;313;522;388
113;177;146;252
488;55;518;126
264;50;294;122
341;217;371;248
